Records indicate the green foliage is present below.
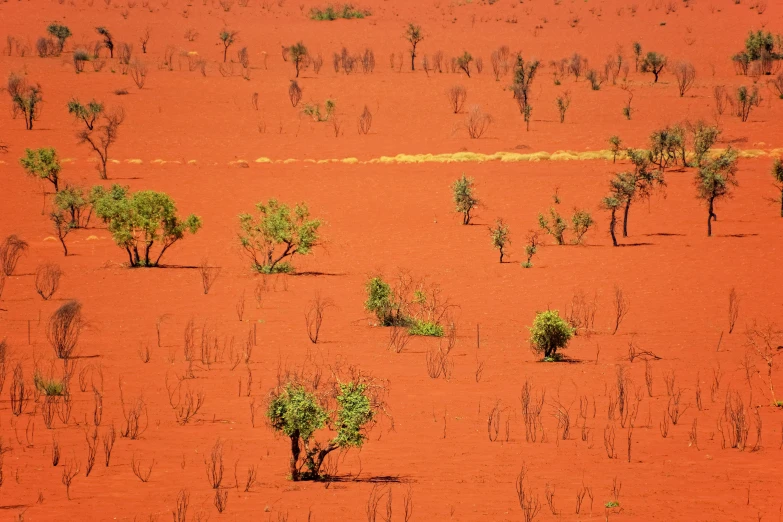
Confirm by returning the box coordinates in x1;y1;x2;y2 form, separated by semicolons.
695;148;739;236
522;231;539;268
772;158;783;186
555;91;571;123
310;4;370;20
8;74;43;130
570;209;594;244
55;185;91;228
46;23;71;53
640;51;666;81
19;147;61;191
743;30;777;62
609;135;622;163
238;199;322;273
34;371;64;396
408;320;444;337
456;51;473;77
289;41;308;77
489;218;510;262
302;99;335;122
452;174;479;224
605;501;620;508
512;54;540;111
364;277;397;326
691;122;720;167
92;184;202;267
529;310;574;359
266;377;381;480
538;207;567;245
648;126;684;171
67;99;103;130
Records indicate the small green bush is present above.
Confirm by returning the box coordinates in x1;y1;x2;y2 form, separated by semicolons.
538;207;567;245
452;174;479;225
529;310;575;360
570;209;594;244
34;372;64;396
408;320;444;337
364;277;397;326
310;4;370;20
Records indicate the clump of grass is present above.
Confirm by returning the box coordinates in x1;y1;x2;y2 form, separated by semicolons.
310;4;370;20
605;501;620;508
34;372;65;396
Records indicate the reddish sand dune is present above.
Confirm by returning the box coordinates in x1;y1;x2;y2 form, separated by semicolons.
1;0;783;521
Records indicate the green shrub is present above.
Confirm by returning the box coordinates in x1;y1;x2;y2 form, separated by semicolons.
408;320;444;337
529;310;575;360
456;51;473;77
54;185;91;228
310;4;369;20
489;218;510;262
19;147;61;192
267;378;379;480
46;23;71;54
452;174;479;225
92;184;202;267
538;207;567;245
364;277;397;326
640;51;666;82
238;199;322;274
570;209;594;244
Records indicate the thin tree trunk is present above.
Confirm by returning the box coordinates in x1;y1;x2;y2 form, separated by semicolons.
609;210;618;247
290;433;301;481
622;200;631;237
707;197;715;237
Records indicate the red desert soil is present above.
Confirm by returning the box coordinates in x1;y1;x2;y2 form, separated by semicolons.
1;0;783;520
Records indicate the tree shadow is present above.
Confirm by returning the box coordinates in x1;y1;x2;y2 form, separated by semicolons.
290;271;347;277
326;475;409;484
618;242;654;247
718;233;758;238
644;232;684;237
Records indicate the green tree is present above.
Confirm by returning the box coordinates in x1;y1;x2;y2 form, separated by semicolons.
67;99;124;179
695;148;739;237
538;207;567;245
570;209;594;244
618;149;665;237
46;23;71;54
91;184;202;266
19;147;61;192
403;23;424;71
743;30;776;62
456;51;473;77
364;277;398;326
489;218;510;262
219;29;238;62
691;122;720;167
640;51;666;82
8;74;43;130
773;158;783;217
54;186;92;228
50;211;73;256
267;376;383;481
238;199;322;273
609;135;622;163
451;174;479;225
601;195;622;247
511;54;540;115
289;41;308;77
529;310;575;360
648;126;683;171
522;230;539;268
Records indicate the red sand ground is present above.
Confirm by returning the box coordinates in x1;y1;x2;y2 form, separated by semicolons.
1;0;783;520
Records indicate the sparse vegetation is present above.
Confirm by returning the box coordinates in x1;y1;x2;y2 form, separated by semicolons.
529;310;575;361
640;51;667;82
452;174;479;225
310;4;370;20
489;218;510;262
19;147;61;192
695;148;739;237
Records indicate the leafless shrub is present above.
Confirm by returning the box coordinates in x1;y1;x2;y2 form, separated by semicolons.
713;85;728;117
465;105;492;139
42;396;57;428
627;339;661;362
10;363;28;416
166;376;205;425
214;488;228;513
173;490;189;522
487;401;501;442
84;427;98;476
746;320;782;404
644;359;653;396
673;61;696;97
447;85;467;113
720;391;749;450
47;301;84;360
118;42;132;66
611;285;629;334
57;393;73;424
568;52;587;80
103;424;116;466
35;263;62;300
520;380;546;443
131;452;155;482
199;259;220;294
425;346;452;380
663;370;676;397
515;463;542;522
244;464;258;492
288;80;302;107
51;434;61;466
311;53;323;74
61;459;79;499
564;290;597;334
205;439;225;489
667;389;685;425
769;72;783;99
388;326;411;353
0;235;29;276
728;287;740;334
119;379;147;439
603;424;616;458
305;292;333;344
129;58;147;88
358;105;372;135
475;56;483;74
361;48;375;73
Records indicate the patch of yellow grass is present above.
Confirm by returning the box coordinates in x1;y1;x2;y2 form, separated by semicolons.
126;159;143;164
254;157;271;163
283;159;297;164
342;157;359;164
187;159;198;165
86;235;99;240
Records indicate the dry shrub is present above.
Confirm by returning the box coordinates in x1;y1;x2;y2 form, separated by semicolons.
312;53;323;73
288;80;302;107
129;58;147;88
673;61;696;97
35;263;63;300
47;301;84;359
305;292;333;343
465;105;492;139
0;235;29;276
447;84;467;113
199;258;220;294
357;105;372;134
